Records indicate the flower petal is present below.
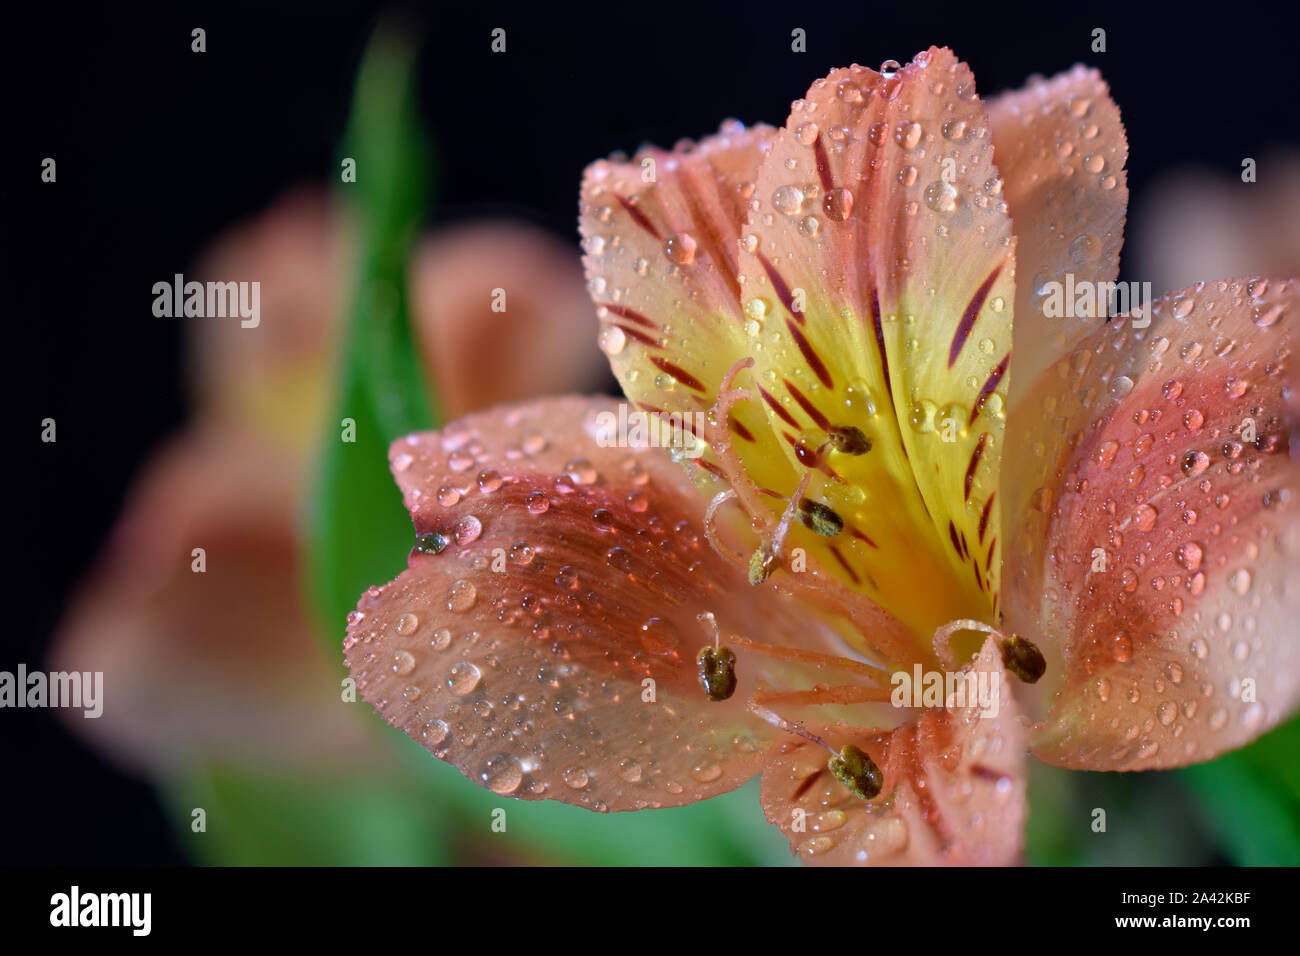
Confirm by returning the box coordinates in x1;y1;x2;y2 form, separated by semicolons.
411;220;608;420
987;66;1129;406
578;122;795;498
1003;278;1298;769
760;635;1026;865
345;396;860;810
735;47;1015;643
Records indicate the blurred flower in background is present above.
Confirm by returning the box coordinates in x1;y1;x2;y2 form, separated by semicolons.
1132;151;1300;298
48;189;612;861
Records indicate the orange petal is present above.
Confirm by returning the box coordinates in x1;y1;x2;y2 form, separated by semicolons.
1003;277;1298;769
411;220;608;421
578;123;799;520
760;635;1026;865
344;396;858;810
987;66;1129;407
735;48;1014;645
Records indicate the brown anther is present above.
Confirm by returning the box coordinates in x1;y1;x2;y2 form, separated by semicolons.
999;634;1046;683
697;646;738;702
826;425;872;455
797;498;844;537
828;743;883;800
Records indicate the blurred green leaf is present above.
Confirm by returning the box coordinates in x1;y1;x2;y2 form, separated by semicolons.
308;25;440;653
1179;715;1300;865
164;766;451;866
387;726;795;866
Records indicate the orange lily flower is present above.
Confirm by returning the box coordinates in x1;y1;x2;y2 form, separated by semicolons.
344;48;1298;865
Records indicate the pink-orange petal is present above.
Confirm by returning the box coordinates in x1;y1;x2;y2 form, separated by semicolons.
1003;277;1298;769
735;47;1015;648
760;635;1026;865
345;396;862;811
987;64;1129;408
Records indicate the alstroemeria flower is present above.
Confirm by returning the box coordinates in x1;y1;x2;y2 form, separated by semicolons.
344;49;1298;865
51;191;604;775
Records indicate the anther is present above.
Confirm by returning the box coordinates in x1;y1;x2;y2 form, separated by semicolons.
748;547;776;585
999;634;1046;683
697;646;738;701
828;744;883;800
414;532;447;555
798;498;844;537
826;425;872;456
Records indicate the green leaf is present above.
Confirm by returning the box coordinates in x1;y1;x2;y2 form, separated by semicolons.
163;766;452;866
1179;716;1300;865
308;25;440;654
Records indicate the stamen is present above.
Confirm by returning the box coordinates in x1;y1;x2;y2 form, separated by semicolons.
932;619;1047;683
753;685;893;707
826;424;872;456
703;489;750;571
798;498;844;537
932;618;999;670
999;634;1046;683
697;646;738;701
828;744;883;800
727;634;892;685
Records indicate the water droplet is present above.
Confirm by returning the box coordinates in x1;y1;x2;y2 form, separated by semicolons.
795;122;819;145
395;612;420;636
895;121;923;149
447;579;478;613
446;660;483;696
822;187;854;222
664;232;697;264
454;515;483;545
924;180;957;213
479;753;523;795
564;458;598;485
1181;450;1210;477
598;325;627;356
526;492;550;514
1082;152;1105;173
1176;542;1204;572
431;627;452;651
392;650;416;675
772;184;806;216
562;766;590;790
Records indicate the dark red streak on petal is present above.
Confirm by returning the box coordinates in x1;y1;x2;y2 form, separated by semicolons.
758;385;801;429
969;353;1010;426
649;357;706;392
964;432;989;502
729;416;756;443
949;263;1002;369
785;318;833;389
948;520;963;558
829;545;861;585
812;136;834;194
617;194;661;240
758;252;803;322
978;493;995;543
597;302;659;330
851;528;879;549
869;285;893;397
680;173;743;305
610;323;662;348
784;379;830;429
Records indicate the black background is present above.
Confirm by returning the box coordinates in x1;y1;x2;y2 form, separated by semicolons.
4;1;1298;863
